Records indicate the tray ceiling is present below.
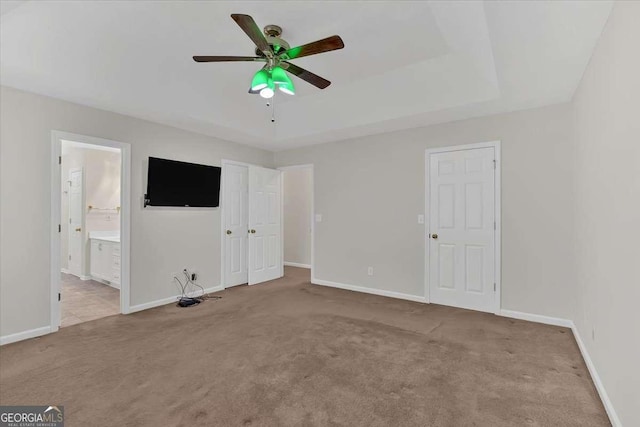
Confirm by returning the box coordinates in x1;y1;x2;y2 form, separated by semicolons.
1;1;613;150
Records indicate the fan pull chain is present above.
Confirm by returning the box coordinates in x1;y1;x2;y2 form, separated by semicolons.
271;91;276;123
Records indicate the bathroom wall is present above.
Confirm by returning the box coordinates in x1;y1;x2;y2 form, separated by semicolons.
60;142;121;273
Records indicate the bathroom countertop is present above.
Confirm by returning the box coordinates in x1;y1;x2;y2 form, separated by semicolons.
89;231;120;243
90;236;120;243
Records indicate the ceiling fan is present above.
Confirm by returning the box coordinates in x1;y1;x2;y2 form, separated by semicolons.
193;14;344;99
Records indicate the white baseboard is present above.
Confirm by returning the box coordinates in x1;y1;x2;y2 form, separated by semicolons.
499;309;573;328
499;309;620;426
312;278;427;303
60;271;91;281
284;262;311;269
0;286;620;426
0;326;52;346
128;285;224;313
571;324;622;427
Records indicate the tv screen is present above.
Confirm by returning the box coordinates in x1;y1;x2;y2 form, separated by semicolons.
146;157;221;207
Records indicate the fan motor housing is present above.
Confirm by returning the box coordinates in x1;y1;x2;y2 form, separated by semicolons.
255;25;290;56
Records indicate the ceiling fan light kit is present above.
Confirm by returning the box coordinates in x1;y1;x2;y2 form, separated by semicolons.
250;69;270;91
259;78;275;99
271;66;291;86
252;66;295;99
193;14;344;118
278;80;295;96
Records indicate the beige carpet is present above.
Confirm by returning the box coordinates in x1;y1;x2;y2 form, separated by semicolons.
61;273;120;327
0;267;608;426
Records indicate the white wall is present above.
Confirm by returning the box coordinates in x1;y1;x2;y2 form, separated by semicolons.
0;86;273;337
61;143;121;272
571;2;640;425
275;103;575;319
282;167;312;267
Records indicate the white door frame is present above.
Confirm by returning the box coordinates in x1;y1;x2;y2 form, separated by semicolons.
424;140;501;314
220;159;260;288
277;164;315;280
50;130;132;333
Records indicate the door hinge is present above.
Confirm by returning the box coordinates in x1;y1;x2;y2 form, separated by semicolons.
58;293;61;301
59;156;62;165
494;283;496;292
58;224;61;233
494;221;496;230
493;159;496;169
69;254;71;261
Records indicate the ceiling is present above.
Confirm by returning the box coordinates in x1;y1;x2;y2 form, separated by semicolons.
1;1;613;151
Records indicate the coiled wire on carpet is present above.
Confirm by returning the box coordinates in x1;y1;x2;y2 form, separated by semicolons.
174;270;222;307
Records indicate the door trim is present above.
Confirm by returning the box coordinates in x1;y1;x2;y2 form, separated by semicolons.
278;164;315;282
220;159;259;289
424;140;501;314
51;130;132;333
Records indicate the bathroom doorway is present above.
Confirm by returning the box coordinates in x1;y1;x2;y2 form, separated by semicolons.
51;131;131;331
59;139;121;326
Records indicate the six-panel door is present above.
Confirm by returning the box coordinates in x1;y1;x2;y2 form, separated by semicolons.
224;164;249;287
248;166;282;285
428;147;496;313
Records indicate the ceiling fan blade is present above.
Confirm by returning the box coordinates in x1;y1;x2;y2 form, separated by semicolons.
283;62;331;89
193;56;264;62
230;14;272;55
280;35;344;60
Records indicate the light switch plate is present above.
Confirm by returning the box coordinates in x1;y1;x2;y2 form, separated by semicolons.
315;214;322;223
418;214;425;224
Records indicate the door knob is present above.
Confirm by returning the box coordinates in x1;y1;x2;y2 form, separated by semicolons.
250;229;256;234
75;227;82;232
431;233;438;239
226;230;232;235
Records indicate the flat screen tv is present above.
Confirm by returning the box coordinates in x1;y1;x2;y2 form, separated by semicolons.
145;157;221;207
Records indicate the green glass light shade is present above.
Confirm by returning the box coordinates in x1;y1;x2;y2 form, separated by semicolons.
251;69;270;91
278;79;295;95
271;66;291;86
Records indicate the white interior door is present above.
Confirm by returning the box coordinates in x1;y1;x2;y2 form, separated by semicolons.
224;164;249;287
428;147;496;313
68;168;84;277
248;166;282;285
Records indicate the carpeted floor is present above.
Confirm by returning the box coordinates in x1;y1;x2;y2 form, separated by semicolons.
61;273;120;327
0;267;608;426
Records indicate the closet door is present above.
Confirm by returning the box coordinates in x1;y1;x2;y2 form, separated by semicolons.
248;166;283;285
223;164;249;287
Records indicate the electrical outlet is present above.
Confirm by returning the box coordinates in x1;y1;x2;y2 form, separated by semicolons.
418;214;424;224
592;327;595;341
315;214;323;223
191;272;197;281
367;267;374;276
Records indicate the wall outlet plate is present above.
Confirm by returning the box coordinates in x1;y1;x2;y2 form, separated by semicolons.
315;214;322;223
367;267;374;276
418;214;425;224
